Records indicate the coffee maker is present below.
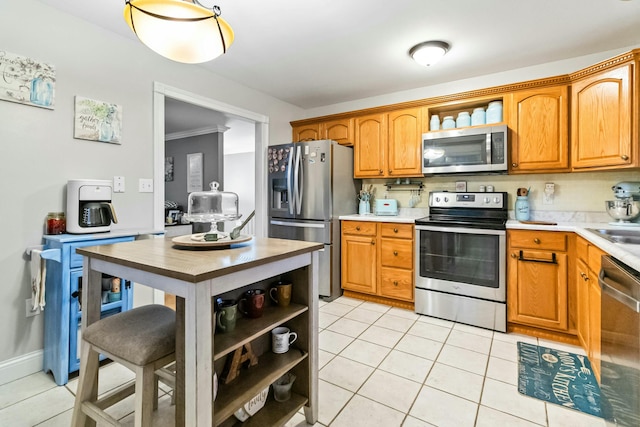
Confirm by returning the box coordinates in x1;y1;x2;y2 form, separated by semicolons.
66;179;118;234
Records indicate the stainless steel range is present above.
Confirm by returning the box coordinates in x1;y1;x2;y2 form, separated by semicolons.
415;191;508;332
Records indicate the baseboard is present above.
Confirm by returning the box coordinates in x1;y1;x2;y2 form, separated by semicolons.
0;350;44;386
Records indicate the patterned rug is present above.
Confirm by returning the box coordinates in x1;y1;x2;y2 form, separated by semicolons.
517;341;603;418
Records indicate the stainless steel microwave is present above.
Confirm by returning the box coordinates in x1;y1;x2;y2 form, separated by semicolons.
422;124;508;175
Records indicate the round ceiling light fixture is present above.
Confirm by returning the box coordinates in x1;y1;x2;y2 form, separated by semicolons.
409;41;450;67
123;0;234;64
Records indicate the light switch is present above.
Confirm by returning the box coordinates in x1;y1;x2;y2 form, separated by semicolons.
139;178;153;193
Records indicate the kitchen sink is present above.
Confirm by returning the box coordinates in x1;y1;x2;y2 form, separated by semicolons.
586;228;640;244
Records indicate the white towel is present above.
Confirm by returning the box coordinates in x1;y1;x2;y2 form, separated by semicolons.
30;249;47;311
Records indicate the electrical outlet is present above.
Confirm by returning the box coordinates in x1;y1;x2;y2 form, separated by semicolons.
25;298;41;317
113;176;125;193
543;182;555;205
139;178;153;193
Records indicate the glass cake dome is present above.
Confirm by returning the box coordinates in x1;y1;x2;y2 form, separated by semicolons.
183;182;241;233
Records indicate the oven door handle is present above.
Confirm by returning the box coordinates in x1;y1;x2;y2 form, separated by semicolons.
415;224;505;236
517;250;557;264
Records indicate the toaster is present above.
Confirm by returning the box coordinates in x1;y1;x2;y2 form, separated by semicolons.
374;199;398;216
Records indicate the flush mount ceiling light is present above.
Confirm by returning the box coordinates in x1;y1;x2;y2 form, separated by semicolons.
123;0;234;64
409;41;450;67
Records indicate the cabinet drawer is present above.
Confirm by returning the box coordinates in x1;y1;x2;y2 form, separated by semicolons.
380;223;413;239
342;221;376;236
69;237;135;268
380;239;412;269
576;236;589;262
588;245;606;273
380;267;413;301
509;231;567;251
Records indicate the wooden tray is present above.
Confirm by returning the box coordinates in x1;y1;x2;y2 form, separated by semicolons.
171;234;252;248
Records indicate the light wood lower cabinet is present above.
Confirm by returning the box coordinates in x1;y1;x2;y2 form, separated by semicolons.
341;221;414;307
507;230;569;332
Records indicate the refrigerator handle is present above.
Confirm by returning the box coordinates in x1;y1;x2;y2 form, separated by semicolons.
287;147;294;215
297;147;304;215
294;146;303;215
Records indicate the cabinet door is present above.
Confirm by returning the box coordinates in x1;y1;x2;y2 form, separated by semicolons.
354;113;386;177
341;233;377;294
575;258;590;349
387;108;423;177
379;267;413;301
571;64;633;169
509;86;569;173
292;123;320;142
321;118;354;146
507;249;568;330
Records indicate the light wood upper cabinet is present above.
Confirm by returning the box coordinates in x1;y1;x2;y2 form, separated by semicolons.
571;63;635;170
354;113;387;177
387;108;423;177
321;118;354;146
509;86;569;173
354;109;423;178
292;123;320;142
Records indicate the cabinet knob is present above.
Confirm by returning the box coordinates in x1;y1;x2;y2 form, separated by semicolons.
371;240;375;245
511;253;517;258
379;169;383;175
580;272;586;279
621;155;629;161
356;226;361;231
393;228;398;233
71;291;80;299
393;250;398;256
393;281;398;286
389;170;393;174
533;238;541;244
512;163;518;168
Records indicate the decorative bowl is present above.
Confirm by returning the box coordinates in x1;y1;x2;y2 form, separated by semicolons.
605;199;640;223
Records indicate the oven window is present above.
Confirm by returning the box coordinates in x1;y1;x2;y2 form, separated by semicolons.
419;229;500;288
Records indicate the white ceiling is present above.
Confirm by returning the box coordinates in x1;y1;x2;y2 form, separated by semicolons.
38;0;640;110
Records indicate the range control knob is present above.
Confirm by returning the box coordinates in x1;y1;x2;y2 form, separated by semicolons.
444;197;449;203
493;197;501;204
484;197;491;204
435;197;440;203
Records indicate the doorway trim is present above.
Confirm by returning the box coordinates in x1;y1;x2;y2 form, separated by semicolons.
153;81;269;237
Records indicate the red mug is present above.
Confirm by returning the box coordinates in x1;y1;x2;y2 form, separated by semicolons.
239;289;265;318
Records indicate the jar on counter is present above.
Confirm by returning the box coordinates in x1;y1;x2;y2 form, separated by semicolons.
515;196;530;221
442;116;456;129
46;212;66;235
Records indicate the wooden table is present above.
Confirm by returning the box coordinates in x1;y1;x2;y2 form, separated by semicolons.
72;236;321;426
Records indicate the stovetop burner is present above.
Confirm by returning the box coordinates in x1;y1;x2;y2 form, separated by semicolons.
415;191;508;230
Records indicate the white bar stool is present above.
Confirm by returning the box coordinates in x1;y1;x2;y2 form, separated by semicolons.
71;304;176;427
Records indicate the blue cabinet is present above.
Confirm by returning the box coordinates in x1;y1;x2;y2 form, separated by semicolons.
42;234;136;385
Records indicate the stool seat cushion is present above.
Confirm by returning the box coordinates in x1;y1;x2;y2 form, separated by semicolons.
83;304;176;366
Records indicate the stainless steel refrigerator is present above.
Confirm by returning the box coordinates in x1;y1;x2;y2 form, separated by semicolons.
268;140;359;300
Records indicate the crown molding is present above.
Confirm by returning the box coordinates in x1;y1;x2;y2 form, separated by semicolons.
165;125;230;141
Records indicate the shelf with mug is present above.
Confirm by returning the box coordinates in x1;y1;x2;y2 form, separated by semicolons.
213;348;308;426
213;303;308;361
241;392;308;427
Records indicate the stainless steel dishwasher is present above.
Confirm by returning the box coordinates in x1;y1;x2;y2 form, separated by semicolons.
599;256;640;427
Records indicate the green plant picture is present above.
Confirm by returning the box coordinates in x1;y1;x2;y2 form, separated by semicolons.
74;96;122;144
0;50;56;109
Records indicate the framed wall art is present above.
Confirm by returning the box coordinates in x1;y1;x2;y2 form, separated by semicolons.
187;153;203;193
0;50;56;109
74;96;122;144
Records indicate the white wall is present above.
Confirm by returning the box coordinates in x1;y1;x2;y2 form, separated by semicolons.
0;0;303;370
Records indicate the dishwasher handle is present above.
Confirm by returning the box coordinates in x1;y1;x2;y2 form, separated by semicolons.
599;268;640;313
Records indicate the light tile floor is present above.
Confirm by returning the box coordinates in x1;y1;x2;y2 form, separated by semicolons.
0;296;606;427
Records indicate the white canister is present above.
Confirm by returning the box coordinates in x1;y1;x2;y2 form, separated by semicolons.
471;107;486;126
442;116;455;129
430;115;440;131
456;112;471;128
486;101;503;124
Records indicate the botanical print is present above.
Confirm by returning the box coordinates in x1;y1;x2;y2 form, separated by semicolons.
165;156;174;181
74;96;123;144
0;50;56;109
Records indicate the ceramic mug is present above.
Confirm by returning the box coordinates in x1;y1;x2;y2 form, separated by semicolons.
270;283;292;307
216;300;238;333
272;326;297;354
239;289;265;318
